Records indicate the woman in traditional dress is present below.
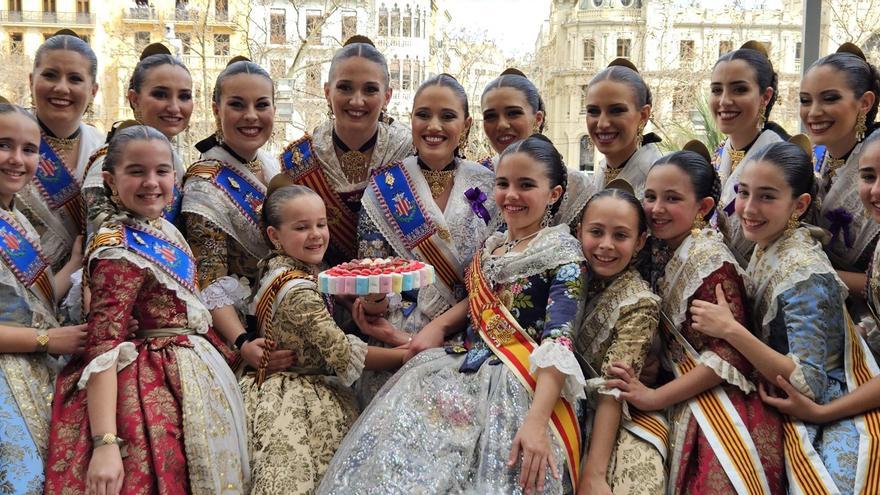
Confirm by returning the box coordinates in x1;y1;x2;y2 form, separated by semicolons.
585;59;662;198
45;125;249;495
318;134;586;494
800;43;880;311
17;31;104;273
691;140;877;493
712;41;789;266
83;43;193;234
573;187;665;494
241;180;408;494
480;68;593;227
0;101;87;494
279;36;411;267
182;58;291;371
350;74;498;401
606;145;784;494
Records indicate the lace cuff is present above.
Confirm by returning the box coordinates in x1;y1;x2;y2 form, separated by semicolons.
860;315;880;357
338;335;368;386
530;340;587;401
77;342;138;389
585;377;631;419
787;353;816;400
62;268;84;323
200;276;251;311
699;350;755;393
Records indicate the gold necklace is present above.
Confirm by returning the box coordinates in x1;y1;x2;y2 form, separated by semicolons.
729;149;746;174
421;168;455;198
825;157;846;180
244;159;262;176
604;166;623;186
44;133;80;154
340;151;368;183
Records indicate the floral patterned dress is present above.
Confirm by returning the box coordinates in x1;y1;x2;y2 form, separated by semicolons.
316;225;586;495
240;255;368;495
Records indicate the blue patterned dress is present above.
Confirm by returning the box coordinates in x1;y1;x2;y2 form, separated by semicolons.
317;225;586;494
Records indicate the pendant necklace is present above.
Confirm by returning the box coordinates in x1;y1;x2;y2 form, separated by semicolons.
333;129;379;182
39;118;81;154
417;157;456;198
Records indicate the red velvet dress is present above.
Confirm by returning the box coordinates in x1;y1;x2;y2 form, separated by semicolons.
45;257;237;494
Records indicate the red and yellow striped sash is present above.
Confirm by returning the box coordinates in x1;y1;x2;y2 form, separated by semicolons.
845;312;880;495
254;268;313;386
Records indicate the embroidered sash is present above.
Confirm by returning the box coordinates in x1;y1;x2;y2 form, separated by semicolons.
184;160;264;227
370;162;463;291
253;267;313;385
35;136;85;234
280;135;358;261
813;145;827;174
0;209;54;310
660;312;771;495
477;155;494;171
466;252;582;487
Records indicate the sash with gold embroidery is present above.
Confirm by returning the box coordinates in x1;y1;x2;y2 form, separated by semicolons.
477;155;494;171
280;135;358;261
184;160;263;227
370;161;462;292
660;311;771;495
466;252;582;487
35;136;85;233
0;209;54;310
253;267;313;385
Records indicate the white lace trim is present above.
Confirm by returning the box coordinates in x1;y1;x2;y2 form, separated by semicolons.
338;334;368;386
201;276;251;311
585;376;631;419
62;268;84;323
481;224;585;285
698;350;755;393
77;342;137;389
555;169;595;227
787;352;816;400
860;315;880;356
529;340;587;402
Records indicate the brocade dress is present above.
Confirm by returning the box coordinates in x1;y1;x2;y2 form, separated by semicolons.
317;225;587;495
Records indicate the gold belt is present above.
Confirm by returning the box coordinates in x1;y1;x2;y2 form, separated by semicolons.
135;327;195;339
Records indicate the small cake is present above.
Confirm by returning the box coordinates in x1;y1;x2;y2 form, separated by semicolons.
318;257;435;295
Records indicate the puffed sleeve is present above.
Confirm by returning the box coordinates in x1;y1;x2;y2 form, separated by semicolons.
600;297;659;380
530;261;587;401
77;257;145;389
276;286;367;386
184;213;249;310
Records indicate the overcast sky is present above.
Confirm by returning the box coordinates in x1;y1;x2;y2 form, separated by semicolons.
442;0;552;58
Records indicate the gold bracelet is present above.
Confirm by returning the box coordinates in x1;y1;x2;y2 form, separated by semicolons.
35;328;49;353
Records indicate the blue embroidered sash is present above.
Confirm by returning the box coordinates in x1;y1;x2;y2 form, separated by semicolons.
121;224;197;293
35;136;85;233
813;145;827;173
0;210;54;307
185;160;264;227
164;185;182;222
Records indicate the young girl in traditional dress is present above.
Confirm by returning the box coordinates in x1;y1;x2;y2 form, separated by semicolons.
182;59;290;372
606;145;784;494
692;140;877;493
45;125;249;495
0;101;87;494
585;59;662;197
574;187;665;494
241;180;407;494
711;41;789;265
480;68;593;226
17;31;104;273
318;134;586;494
279;36;411;267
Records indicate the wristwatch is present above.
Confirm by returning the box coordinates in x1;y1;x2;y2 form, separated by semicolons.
92;432;124;449
35;328;49;353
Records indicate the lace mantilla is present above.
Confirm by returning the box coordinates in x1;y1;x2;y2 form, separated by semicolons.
201;276;251;311
77;342;137;389
481;224;585;286
529;340;587;402
594;142;662;197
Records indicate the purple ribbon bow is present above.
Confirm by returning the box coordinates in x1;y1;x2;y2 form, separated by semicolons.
825;207;854;248
465;187;491;225
723;184;738;216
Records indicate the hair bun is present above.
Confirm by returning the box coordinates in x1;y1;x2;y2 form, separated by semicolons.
344;35;375;47
52;28;81;39
788;134;813;155
267;173;296;197
607;57;639;73
437;72;460;82
836;42;867;61
682;139;712;163
140;42;172;61
605;178;635;195
500;67;527;78
740;40;769;58
0;95;10;104
226;55;251;67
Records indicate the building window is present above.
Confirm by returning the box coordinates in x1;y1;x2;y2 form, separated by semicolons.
616;38;631;58
342;12;357;41
719;40;733;56
414;8;421;39
76;0;89;13
795;41;803;72
580;84;588;114
390;58;400;89
413;58;421;86
679;39;695;66
402;57;412;90
270;9;286;44
9;0;22;12
270;59;286;78
214;34;230;56
391;5;400;36
10;32;23;54
583;39;595;65
43;0;56;12
134;31;150;52
215;0;228;20
403;6;412;37
306;11;322;39
305;64;321;93
378;6;388;36
579;135;594;172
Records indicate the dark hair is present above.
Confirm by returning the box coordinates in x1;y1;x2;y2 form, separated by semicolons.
498;134;568;216
261;184;320;230
328;42;390;88
746;142;816;219
102;125;171;174
481;72;546;132
582;187;648;235
589;65;652;107
715;45;789;138
34;34;98;81
0;102;38;124
213;60;274;105
651;150;721;221
129;54;190;96
415;73;469;157
809;52;880;130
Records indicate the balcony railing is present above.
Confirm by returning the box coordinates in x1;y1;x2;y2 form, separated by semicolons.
0;10;96;25
123;7;157;20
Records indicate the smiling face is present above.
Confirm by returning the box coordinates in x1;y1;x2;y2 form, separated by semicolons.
129;64;193;139
266;194;330;266
586;80;650;165
30;49;98;130
643;164;714;249
411;85;471;168
103;139;175;219
0;112;40;208
578;195;646;279
494;151;562;236
800;64;875;155
213;73;275;160
709;59;772;140
858;141;880;223
735;159;811;247
481;86;543;154
325;56;391;136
